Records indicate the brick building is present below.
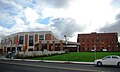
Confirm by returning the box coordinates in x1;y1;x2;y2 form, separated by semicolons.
1;31;79;53
77;32;118;52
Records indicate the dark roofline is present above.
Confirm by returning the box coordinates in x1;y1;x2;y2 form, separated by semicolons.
78;32;118;35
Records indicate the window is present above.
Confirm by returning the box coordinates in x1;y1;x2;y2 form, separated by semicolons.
105;56;111;59
112;56;119;59
96;37;99;42
87;38;89;42
28;48;33;51
39;35;44;40
5;39;8;45
101;37;104;42
19;36;24;44
1;40;3;45
106;38;109;42
92;38;94;42
82;38;84;42
111;37;114;41
87;36;89;42
29;36;33;46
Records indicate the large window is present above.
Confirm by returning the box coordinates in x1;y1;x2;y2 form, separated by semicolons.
19;36;24;44
92;38;94;42
29;36;34;46
39;35;44;40
82;38;84;42
96;37;99;42
1;40;3;45
5;39;8;45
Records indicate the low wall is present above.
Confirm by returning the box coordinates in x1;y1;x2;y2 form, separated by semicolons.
17;51;65;57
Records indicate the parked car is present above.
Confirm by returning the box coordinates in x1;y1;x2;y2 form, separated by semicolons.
94;55;120;67
6;52;15;59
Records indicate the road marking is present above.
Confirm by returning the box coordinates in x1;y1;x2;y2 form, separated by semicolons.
0;62;101;72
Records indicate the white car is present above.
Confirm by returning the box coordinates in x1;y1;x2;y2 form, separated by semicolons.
94;55;120;67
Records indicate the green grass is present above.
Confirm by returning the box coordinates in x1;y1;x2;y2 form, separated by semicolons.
29;52;120;62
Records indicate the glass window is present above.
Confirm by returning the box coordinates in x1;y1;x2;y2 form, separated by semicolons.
87;38;89;42
92;38;94;42
39;35;44;40
106;38;109;42
105;56;111;59
1;40;3;45
112;56;119;59
29;36;33;46
28;48;33;51
82;38;84;42
19;36;24;44
5;39;8;45
101;38;104;42
96;37;99;42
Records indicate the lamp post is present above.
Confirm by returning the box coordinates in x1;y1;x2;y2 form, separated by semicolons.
10;37;13;59
64;35;68;52
94;45;96;60
10;38;12;53
64;35;69;63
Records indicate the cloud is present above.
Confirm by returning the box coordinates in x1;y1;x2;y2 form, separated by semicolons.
99;13;120;34
0;0;22;15
99;13;120;41
0;26;11;41
0;0;22;28
50;18;83;38
23;7;39;22
13;0;35;8
0;0;120;42
43;0;72;8
0;14;15;28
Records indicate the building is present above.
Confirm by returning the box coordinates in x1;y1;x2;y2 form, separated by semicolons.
77;32;118;52
1;31;79;53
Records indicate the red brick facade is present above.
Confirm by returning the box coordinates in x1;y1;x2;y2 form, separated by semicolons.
1;31;57;52
35;34;38;42
1;31;80;52
77;32;118;51
25;34;28;44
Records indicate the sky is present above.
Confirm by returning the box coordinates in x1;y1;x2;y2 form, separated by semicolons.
0;0;120;42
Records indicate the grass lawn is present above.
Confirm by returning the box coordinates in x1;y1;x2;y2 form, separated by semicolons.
29;52;120;62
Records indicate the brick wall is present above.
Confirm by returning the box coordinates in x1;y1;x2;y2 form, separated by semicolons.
77;32;118;51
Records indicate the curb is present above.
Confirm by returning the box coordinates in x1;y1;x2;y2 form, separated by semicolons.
0;58;94;65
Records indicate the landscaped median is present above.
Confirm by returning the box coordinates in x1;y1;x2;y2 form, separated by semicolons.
28;52;120;62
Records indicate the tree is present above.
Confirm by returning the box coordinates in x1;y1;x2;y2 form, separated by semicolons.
117;42;120;51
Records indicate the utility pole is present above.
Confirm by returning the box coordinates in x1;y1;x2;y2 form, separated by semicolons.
64;35;69;63
64;35;68;52
10;37;13;59
10;38;12;53
94;45;96;60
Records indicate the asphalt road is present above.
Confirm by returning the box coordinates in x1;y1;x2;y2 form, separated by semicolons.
0;60;120;72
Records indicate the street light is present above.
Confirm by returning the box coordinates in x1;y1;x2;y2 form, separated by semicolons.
9;38;13;59
94;45;96;60
10;38;12;52
64;35;69;63
64;35;68;52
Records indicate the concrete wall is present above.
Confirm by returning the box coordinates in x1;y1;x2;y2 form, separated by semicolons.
18;51;65;57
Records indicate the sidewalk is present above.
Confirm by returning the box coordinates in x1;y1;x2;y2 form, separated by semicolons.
0;57;94;65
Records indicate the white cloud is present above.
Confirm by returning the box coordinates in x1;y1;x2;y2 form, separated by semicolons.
24;7;39;22
39;0;120;41
1;0;120;42
41;0;118;33
67;0;116;31
15;17;24;25
0;26;11;40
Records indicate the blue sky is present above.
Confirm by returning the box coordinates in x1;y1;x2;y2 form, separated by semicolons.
0;0;120;41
